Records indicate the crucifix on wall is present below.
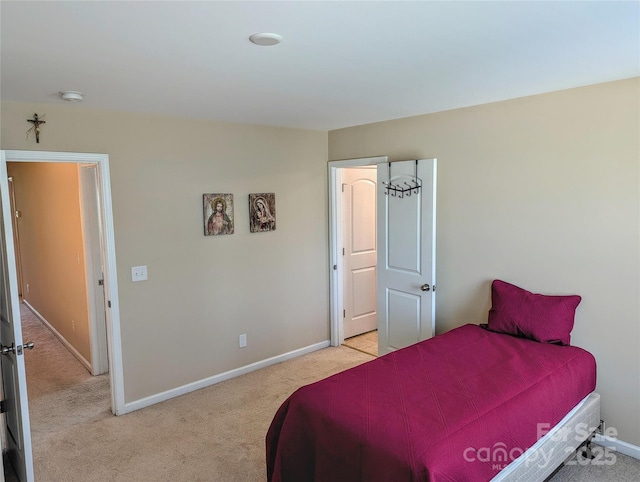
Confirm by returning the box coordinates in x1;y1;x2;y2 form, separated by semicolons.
26;113;46;143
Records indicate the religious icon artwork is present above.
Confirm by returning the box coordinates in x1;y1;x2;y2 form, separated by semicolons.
249;193;276;233
203;193;234;236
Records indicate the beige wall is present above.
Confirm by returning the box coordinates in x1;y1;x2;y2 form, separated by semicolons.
2;78;638;446
7;162;92;362
329;78;640;446
1;102;329;402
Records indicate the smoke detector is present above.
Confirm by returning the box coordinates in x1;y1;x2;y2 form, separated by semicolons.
249;33;283;46
59;91;84;102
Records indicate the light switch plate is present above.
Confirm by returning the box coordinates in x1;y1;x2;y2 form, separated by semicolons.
131;265;148;282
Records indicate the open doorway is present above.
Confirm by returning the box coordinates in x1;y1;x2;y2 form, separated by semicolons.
3;150;125;380
8;162;107;377
6;159;115;444
328;156;388;355
2;150;126;408
329;157;438;357
0;150;126;478
340;166;378;357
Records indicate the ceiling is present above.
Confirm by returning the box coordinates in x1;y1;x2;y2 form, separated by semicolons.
1;1;638;131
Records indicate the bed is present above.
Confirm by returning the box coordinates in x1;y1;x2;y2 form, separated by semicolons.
266;280;598;481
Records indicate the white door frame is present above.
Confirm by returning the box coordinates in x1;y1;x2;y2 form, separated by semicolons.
328;156;387;347
1;150;125;415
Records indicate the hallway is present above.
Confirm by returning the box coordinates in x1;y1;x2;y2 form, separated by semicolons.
20;303;110;474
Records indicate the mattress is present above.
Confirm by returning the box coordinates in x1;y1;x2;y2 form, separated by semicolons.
266;324;597;482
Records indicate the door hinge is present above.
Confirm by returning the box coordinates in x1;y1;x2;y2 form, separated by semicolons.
342;248;345;256
108;300;111;308
342;183;345;192
98;279;104;286
343;310;346;318
0;400;5;413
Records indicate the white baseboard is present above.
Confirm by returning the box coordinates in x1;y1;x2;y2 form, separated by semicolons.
23;300;93;373
123;340;331;414
594;434;640;460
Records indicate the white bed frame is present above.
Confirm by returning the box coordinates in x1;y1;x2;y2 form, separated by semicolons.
493;392;601;481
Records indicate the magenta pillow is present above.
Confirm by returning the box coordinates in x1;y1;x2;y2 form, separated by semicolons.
487;280;581;345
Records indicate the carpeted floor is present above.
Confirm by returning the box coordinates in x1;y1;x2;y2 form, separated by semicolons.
550;450;640;481
21;303;375;481
20;303;640;481
22;305;111;434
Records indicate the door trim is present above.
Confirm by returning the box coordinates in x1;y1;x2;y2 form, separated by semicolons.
328;156;387;347
1;150;125;415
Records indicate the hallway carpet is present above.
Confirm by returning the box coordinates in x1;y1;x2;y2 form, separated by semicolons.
22;304;111;437
20;304;640;481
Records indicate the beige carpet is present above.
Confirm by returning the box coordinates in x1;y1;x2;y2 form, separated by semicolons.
22;305;111;436
20;304;640;481
21;304;374;481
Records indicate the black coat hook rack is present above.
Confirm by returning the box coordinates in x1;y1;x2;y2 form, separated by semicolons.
382;160;422;198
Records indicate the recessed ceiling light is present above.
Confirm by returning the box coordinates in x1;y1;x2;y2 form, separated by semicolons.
59;91;84;102
249;33;282;46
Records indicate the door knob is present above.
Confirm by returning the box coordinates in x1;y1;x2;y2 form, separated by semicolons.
1;342;35;356
420;283;430;292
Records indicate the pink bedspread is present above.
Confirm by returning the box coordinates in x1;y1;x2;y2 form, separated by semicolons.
266;324;596;481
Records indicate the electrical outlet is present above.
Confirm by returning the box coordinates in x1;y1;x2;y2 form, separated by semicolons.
26;283;30;293
131;265;148;282
239;334;247;348
72;320;76;332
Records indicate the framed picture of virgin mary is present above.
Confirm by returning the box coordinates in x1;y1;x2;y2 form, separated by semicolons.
249;193;276;233
203;193;234;236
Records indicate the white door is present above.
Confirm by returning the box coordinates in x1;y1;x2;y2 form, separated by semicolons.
377;159;436;355
0;153;34;481
79;165;109;376
342;168;377;339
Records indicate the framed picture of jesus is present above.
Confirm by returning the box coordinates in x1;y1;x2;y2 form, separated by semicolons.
203;193;234;236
